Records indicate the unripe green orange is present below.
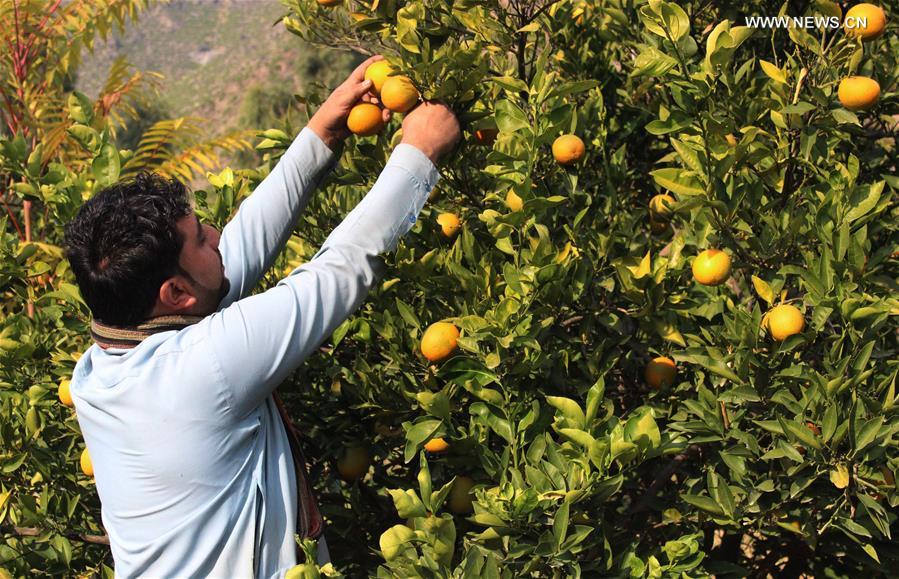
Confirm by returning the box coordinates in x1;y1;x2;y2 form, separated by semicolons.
336;445;371;481
448;475;475;514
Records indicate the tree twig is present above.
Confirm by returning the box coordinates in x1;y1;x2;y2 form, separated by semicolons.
2;525;110;546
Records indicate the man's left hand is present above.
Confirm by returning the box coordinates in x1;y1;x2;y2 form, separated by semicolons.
307;54;391;150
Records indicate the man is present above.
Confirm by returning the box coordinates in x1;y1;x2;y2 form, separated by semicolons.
63;55;460;578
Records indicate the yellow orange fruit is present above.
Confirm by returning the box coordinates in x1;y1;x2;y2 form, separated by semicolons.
336;445;371;481
725;133;738;147
80;448;93;477
692;249;732;286
346;103;386;136
364;60;395;95
436;213;462;238
844;3;887;40
648;194;675;221
765;304;805;341
552;134;585;165
645;357;677;389
448;475;475;514
58;379;73;407
505;190;523;212
838;76;881;111
381;76;419;114
316;0;342;5
473;128;498;146
424;437;450;453
420;322;460;362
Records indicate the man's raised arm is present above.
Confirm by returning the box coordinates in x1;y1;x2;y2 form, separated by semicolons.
216;56;389;309
206;103;460;418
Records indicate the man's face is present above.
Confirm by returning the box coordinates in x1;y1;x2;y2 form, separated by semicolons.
174;213;230;315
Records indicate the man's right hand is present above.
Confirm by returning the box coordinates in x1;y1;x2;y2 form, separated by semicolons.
400;102;461;166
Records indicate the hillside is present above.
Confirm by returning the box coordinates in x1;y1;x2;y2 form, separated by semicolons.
75;0;357;141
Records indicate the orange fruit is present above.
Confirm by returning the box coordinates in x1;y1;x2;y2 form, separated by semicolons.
648;194;675;221
645;357;677;389
424;437;450;453
336;445;371;481
436;213;462;238
649;218;671;235
364;61;395;95
844;3;887;40
505;190;523;212
58;379;73;407
346;103;386;137
838;76;881;111
420;322;460;362
473;128;498;145
692;249;731;286
381;76;419;114
552;134;585;165
80;448;93;477
806;422;821;436
447;475;475;514
317;0;342;5
725;133;738;147
765;304;805;341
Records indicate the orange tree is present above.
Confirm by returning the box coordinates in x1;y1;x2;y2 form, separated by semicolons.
277;0;898;576
1;0;896;577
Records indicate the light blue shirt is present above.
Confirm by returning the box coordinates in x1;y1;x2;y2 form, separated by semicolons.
70;128;439;578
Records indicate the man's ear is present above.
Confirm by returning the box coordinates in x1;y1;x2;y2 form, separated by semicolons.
158;276;197;312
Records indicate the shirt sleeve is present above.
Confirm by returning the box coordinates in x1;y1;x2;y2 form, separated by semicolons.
217;127;339;309
207;144;439;418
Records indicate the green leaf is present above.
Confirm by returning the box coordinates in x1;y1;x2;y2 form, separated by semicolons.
625;409;661;450
845;181;884;223
403;419;442;463
92;143;121;186
650;168;705;196
759;60;787;84
490;76;528;94
379;524;415;561
546;396;585;430
388;489;427;518
751;276;775;305
680;494;726;517
552;499;570;550
831;108;861;126
494;99;530;133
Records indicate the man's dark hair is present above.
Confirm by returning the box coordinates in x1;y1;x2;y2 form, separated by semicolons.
64;172;194;326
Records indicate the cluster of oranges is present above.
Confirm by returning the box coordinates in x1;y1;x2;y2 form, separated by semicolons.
837;4;887;112
57;379;93;477
643;201;806;390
